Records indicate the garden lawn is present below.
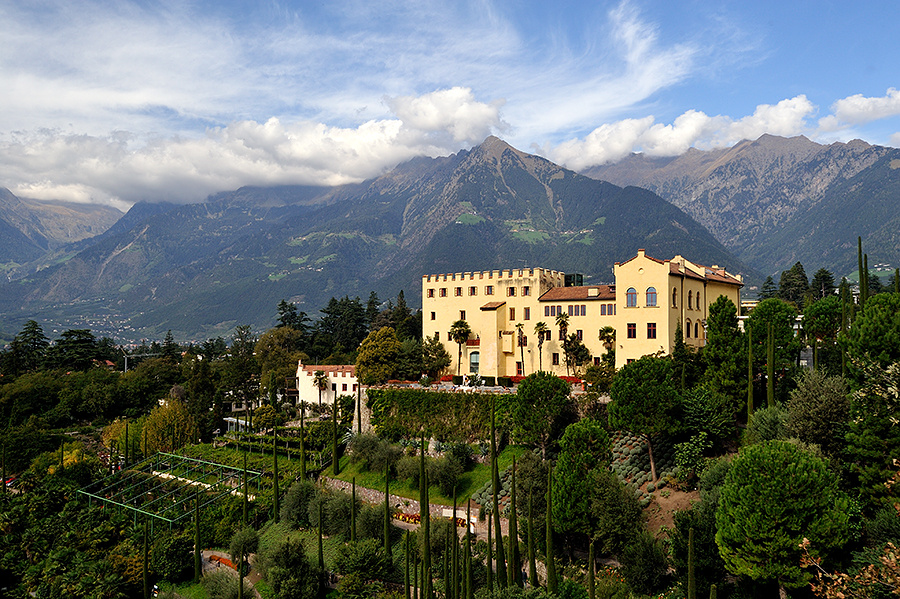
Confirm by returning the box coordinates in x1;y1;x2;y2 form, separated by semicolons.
331;445;529;505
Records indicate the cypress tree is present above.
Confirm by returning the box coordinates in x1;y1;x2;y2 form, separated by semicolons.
588;539;595;599
490;396;507;587
300;401;307;480
442;537;448;598
405;532;411;599
352;477;358;543
124;420;129;466
357;384;362;434
710;584;717;599
546;465;558;595
143;518;150;599
486;515;493;592
452;488;459;599
465;501;473;599
318;502;325;599
688;527;696;599
242;448;248;526
864;254;870;304
272;427;280;519
858;237;866;307
384;463;391;554
508;457;520;587
747;326;754;420
424;466;432;598
766;321;775;408
332;400;340;476
1;441;6;496
895;268;899;294
528;493;537;588
194;490;201;583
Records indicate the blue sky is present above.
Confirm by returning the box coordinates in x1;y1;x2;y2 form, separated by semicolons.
1;0;899;209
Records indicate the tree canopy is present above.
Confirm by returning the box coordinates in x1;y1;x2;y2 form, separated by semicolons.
715;440;850;592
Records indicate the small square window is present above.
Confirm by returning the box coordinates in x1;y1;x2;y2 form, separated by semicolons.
485;285;494;295
507;287;517;297
552;353;560;366
647;323;657;339
439;288;447;297
427;289;434;298
627;323;636;339
522;286;531;296
469;286;477;296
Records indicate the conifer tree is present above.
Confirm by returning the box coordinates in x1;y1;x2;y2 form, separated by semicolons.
466;501;473;599
385;463;391;554
490;396;507;587
332;400;340;475
588;539;595;599
194;491;201;583
300;401;307;479
272;427;280;519
405;532;411;599
318;503;325;599
688;527;696;599
508;457;521;587
486;516;493;591
528;494;537;588
352;478;357;543
546;465;558;594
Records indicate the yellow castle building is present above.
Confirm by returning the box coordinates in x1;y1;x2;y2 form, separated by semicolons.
421;249;743;379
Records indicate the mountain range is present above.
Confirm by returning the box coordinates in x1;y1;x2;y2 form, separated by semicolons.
0;137;748;343
582;134;900;277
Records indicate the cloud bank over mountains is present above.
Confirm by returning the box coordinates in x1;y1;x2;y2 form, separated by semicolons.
2;0;899;208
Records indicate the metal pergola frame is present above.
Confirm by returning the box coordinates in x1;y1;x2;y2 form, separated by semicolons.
78;453;264;526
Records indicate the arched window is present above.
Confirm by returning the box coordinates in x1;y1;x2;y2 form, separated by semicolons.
672;287;678;308
626;287;637;307
646;287;657;307
469;351;480;375
688;290;693;310
685;319;692;338
695;322;700;339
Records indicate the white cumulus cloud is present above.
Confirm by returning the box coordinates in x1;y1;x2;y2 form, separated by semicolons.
0;88;507;206
547;96;816;170
819;88;900;131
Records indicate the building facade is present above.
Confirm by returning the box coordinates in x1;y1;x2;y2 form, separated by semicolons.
422;251;743;378
295;360;358;406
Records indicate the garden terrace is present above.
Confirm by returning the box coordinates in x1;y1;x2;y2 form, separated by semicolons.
77;452;264;525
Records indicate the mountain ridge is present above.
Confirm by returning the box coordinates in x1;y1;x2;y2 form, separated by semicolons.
0;138;749;342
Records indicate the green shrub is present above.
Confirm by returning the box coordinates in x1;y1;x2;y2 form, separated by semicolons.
264;537;321;598
497;377;512;387
358;503;401;545
743;405;788;446
395;455;420;486
201;570;251;599
675;432;712;483
151;532;193;582
334;538;392;580
445;442;474;470
866;506;900;545
618;529;669;595
280;479;318;528
428;456;464;497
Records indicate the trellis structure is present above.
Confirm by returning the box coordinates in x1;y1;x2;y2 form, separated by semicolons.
78;452;264;526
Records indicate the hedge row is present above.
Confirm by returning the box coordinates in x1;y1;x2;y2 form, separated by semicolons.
366;388;494;443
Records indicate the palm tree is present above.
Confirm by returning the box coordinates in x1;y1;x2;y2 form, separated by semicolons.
449;320;472;376
515;323;526;376
555;312;569;355
534;322;548;372
598;325;616;365
313;370;329;407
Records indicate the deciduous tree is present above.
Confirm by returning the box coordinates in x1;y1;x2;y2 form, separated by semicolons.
356;327;402;385
609;355;679;481
508;372;573;459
